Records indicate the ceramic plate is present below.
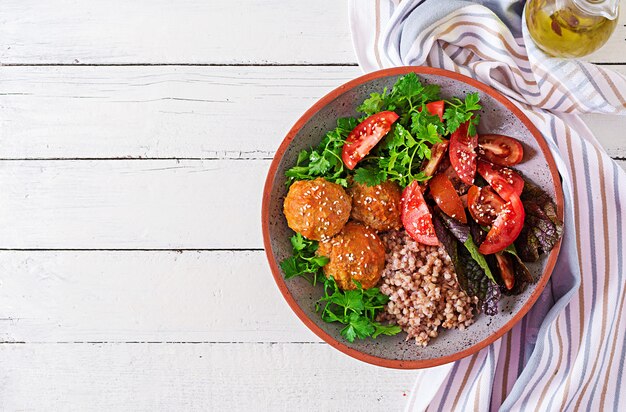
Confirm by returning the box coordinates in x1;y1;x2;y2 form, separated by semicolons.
262;67;563;369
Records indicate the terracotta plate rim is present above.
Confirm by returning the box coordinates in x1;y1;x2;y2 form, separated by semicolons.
261;66;564;370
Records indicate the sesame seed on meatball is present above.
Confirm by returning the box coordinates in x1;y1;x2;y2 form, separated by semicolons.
317;222;386;290
283;177;351;241
348;180;402;232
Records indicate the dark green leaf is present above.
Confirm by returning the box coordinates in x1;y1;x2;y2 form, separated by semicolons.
353;167;387;187
315;276;401;343
280;234;327;284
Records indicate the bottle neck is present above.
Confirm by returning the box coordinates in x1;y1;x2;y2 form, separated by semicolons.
570;0;620;19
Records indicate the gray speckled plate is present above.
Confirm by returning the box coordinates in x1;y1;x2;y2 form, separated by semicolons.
261;67;563;369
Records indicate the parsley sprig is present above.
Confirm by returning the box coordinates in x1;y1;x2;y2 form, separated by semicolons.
285;117;358;188
357;72;441;124
279;233;328;285
443;93;481;135
316;277;401;342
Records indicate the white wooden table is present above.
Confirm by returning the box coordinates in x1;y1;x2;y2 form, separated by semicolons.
1;1;624;410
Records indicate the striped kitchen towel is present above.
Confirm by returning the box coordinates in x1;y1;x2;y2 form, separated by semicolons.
349;0;626;411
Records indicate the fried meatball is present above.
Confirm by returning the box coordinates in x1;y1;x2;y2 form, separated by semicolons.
348;180;402;231
317;222;386;290
283;178;351;241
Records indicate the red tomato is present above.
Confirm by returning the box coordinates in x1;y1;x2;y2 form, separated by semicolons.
401;181;439;246
429;173;467;223
495;252;515;290
478;192;525;255
341;111;399;170
421;140;449;177
478;134;524;166
467;185;505;226
449;121;478;185
476;159;524;200
424;100;445;121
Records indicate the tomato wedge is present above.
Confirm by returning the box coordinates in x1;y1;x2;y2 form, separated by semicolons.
449;121;478;185
341;111;399;170
401;181;439;246
467;185;505;226
478;134;524;166
495;252;515;290
429;173;467;223
478;192;525;255
424;100;445;121
421;140;449;177
476;159;524;200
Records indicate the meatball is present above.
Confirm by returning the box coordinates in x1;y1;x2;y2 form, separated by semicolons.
317;222;386;290
283;177;351;241
348;180;402;231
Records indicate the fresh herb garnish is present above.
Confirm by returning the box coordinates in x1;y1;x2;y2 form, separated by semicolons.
285;117;358;187
352;166;387;187
279;233;328;285
443;93;481;135
316;277;401;342
357;73;441;120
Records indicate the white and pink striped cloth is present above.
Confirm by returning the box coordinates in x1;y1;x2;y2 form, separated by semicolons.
349;1;626;410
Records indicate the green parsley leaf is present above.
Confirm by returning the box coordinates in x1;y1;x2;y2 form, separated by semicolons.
284;117;357;187
357;88;389;116
308;150;331;175
280;234;327;284
391;72;425;101
443;92;482;135
373;323;403;338
316;277;401;343
464;92;481;111
341;324;358;342
353;166;387;187
290;232;307;252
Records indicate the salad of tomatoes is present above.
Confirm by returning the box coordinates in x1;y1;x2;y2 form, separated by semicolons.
281;73;563;343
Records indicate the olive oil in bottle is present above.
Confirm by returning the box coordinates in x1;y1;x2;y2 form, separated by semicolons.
526;0;619;58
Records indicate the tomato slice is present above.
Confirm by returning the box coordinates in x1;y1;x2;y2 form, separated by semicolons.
341;111;399;170
495;252;515;290
467;185;505;226
449;121;478;185
478;192;525;255
421;140;449;177
478;134;524;166
429;173;467;223
401;180;439;246
424;100;445;121
476;159;524;200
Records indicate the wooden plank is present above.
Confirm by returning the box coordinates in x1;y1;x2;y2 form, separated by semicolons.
0;66;362;159
0;159;268;249
0;65;624;160
0;0;624;65
0;0;354;65
0;342;415;411
0;251;319;343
